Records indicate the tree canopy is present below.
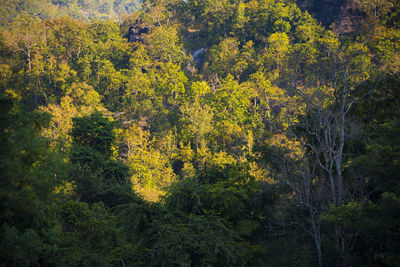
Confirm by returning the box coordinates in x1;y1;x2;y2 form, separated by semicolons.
1;0;400;266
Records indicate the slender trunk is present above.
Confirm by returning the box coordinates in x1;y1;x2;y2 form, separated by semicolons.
333;93;347;264
334;225;347;266
27;49;31;71
328;168;337;206
335;157;343;206
336;96;346;206
310;208;322;267
323;127;337;205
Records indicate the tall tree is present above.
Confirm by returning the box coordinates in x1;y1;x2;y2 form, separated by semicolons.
70;112;134;207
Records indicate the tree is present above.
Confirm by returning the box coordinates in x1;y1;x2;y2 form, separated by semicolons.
119;123;176;202
45;17;87;62
40;82;107;149
291;42;372;208
334;73;400;265
273;41;374;265
180;96;213;151
149;211;243;267
207;75;252;155
244;71;284;130
206;37;239;78
56;200;124;266
260;32;291;80
1;15;46;72
70;112;134;207
256;133;324;267
0;93;64;266
145;25;186;64
154;61;188;106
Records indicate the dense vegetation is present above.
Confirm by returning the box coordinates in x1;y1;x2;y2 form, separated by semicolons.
0;0;141;25
0;0;399;266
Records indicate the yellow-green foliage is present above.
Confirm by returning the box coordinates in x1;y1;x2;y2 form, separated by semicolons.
1;0;400;265
121;124;176;201
40;82;107;149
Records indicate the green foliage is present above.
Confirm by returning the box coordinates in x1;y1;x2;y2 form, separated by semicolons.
0;93;63;266
205;37;239;78
149;212;244;267
179;96;213;150
0;224;58;266
120;123;176;201
71;112;115;156
70;112;134;206
1;0;400;266
0;0;142;25
145;25;187;64
57;200;123;266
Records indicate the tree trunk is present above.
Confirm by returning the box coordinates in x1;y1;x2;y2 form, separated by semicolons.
27;49;31;71
310;209;323;267
336;95;346;207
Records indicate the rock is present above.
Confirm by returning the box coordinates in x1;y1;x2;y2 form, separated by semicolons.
127;19;149;43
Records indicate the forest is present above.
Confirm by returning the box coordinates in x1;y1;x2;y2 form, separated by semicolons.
0;0;399;266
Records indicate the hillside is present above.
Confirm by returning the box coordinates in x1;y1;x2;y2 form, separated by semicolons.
0;0;399;266
0;0;142;25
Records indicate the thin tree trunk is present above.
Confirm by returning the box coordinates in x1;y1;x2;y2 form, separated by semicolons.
336;95;346;206
310;209;323;267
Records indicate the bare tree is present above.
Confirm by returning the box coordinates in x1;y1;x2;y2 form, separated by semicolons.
264;41;375;266
2;15;46;71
